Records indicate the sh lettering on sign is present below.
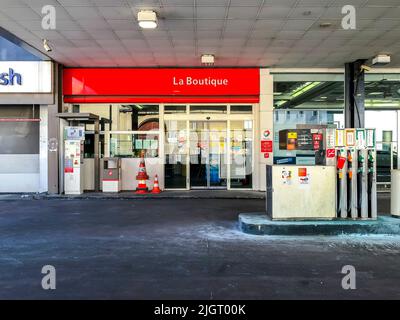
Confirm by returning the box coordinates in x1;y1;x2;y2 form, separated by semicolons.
0;68;22;86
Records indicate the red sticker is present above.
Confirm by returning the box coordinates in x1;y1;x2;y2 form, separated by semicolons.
327;148;336;158
261;140;273;153
264;153;270;159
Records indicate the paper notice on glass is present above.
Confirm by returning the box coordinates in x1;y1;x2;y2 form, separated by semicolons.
190;155;199;164
169;155;177;164
235;167;245;177
150;139;158;150
135;139;143;149
143;139;151;149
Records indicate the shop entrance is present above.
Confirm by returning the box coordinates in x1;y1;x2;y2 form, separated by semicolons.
189;121;227;189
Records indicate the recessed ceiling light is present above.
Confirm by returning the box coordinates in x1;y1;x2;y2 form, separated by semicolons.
303;11;312;16
138;10;157;29
201;54;215;65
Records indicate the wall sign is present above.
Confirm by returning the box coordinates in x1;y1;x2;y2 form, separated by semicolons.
63;68;260;103
262;129;271;140
0;61;52;93
261;140;273;153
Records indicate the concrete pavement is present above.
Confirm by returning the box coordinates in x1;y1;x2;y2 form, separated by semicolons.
0;198;399;299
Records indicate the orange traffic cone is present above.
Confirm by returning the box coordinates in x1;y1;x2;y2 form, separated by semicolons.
151;175;161;194
135;154;149;194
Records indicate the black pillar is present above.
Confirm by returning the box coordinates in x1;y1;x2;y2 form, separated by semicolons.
344;59;366;128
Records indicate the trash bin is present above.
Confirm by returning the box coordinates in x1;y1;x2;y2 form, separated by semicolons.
102;158;121;192
391;170;400;217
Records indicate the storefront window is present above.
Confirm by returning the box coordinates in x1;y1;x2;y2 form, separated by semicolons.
110;132;159;158
165;120;187;189
190;105;227;114
164;105;187;114
230;105;252;114
366;110;398;185
273;109;343;164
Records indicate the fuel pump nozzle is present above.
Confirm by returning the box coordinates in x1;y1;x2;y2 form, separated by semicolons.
357;152;365;218
368;150;375;174
367;150;375;218
347;150;353;218
336;149;346;217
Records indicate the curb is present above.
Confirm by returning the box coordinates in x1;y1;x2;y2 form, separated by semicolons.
239;213;400;236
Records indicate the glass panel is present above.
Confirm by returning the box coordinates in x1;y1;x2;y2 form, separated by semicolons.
190;105;227;114
209;122;227;188
230;105;252;114
0;36;41;61
189;121;227;188
190;121;208;187
165;105;186;114
366;110;398;186
274;80;344;109
230;120;253;188
165;120;187;189
110;132;159;158
273;109;343;163
119;104;159;131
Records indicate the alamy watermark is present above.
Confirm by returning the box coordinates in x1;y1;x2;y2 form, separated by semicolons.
341;5;356;30
41;265;56;290
341;265;356;290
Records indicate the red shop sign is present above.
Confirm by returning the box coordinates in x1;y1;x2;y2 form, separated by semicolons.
63;68;260;103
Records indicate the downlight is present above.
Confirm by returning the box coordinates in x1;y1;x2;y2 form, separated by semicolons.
138;10;157;29
201;54;215;66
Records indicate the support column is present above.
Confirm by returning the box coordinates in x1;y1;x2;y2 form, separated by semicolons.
258;69;274;191
344;60;366;128
94;119;100;192
47;63;63;194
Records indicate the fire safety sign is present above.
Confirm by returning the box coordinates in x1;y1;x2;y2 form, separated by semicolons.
261;140;273;153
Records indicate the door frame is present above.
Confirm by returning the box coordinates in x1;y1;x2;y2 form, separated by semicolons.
163;104;255;190
189;120;228;190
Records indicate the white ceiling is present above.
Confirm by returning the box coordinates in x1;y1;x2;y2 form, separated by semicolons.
1;0;400;67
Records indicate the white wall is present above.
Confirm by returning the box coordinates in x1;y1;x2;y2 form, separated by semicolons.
257;69;274;191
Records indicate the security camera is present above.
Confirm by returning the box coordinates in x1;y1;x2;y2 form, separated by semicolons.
43;39;52;52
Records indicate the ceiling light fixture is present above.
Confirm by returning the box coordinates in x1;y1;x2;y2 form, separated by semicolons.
372;54;391;66
201;54;215;66
43;39;52;52
138;10;158;29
